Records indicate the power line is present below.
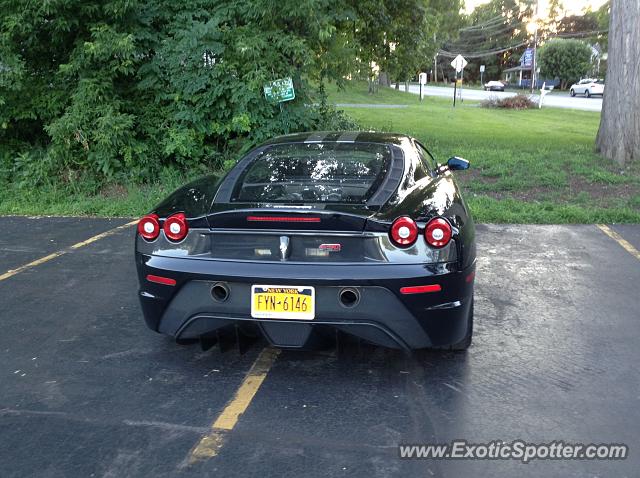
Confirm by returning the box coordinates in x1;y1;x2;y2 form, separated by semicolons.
460;16;509;32
459;4;527;32
460;12;518;31
440;28;609;59
554;29;609;38
452;21;526;42
437;41;530;59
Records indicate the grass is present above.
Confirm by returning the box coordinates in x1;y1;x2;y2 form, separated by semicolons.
1;81;638;222
328;82;640;223
0;176;192;218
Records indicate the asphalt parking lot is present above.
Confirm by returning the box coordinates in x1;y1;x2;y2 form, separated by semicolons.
1;216;639;477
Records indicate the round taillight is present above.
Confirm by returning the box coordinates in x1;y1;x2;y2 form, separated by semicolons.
163;213;189;242
137;214;160;241
425;217;452;248
390;217;419;247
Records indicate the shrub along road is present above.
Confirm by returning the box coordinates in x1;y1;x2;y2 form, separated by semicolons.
0;217;639;477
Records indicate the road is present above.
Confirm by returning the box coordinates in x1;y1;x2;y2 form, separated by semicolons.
1;217;639;477
397;84;603;112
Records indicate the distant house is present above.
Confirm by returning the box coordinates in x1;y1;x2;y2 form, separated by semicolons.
503;48;536;87
503;65;532;87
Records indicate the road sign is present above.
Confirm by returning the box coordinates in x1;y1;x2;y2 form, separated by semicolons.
263;77;295;103
450;55;468;73
479;65;485;73
521;49;533;67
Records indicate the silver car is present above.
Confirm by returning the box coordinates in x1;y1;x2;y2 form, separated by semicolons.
484;80;505;92
569;79;604;97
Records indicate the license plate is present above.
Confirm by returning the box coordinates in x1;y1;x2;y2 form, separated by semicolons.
251;285;315;320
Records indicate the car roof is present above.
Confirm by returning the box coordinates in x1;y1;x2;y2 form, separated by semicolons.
262;131;411;146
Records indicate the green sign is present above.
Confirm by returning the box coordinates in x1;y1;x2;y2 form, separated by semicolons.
263;77;295;103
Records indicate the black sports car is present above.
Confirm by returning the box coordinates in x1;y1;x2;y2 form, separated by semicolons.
135;132;476;351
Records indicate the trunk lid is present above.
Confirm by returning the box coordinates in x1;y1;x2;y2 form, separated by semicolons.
204;204;385;262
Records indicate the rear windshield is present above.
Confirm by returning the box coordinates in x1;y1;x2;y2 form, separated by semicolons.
231;142;391;203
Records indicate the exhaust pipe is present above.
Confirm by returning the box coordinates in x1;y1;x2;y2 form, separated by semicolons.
339;288;360;308
211;282;230;303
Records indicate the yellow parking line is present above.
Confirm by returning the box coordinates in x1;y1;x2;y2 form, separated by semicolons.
189;348;280;463
0;220;137;282
69;220;137;249
596;225;640;261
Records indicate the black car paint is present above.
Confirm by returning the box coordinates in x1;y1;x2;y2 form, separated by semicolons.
137;132;476;350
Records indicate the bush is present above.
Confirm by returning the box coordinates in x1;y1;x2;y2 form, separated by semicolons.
537;39;592;89
0;1;361;190
481;94;536;110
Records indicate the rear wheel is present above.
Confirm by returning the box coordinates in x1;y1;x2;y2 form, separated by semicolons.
570;89;575;97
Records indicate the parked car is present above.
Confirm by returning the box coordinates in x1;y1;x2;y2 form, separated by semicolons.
135;132;476;352
569;79;604;97
484;80;505;91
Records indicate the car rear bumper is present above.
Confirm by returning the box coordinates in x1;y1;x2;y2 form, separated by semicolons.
136;254;475;350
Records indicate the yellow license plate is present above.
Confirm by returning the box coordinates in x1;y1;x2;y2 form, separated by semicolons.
251;285;315;320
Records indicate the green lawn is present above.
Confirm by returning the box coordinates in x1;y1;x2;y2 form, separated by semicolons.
0;180;189;218
330;82;640;223
1;81;638;222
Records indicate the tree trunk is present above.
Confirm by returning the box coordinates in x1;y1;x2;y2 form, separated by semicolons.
595;0;640;166
378;71;390;87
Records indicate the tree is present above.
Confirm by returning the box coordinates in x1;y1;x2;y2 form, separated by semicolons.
537;39;592;89
442;0;534;82
384;0;438;89
349;0;462;92
556;2;610;49
595;0;639;166
0;0;466;187
0;0;360;186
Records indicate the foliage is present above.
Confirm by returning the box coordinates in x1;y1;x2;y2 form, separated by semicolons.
443;0;534;83
480;94;535;109
537;39;592;89
0;0;459;189
556;1;610;50
348;0;461;89
444;0;610;85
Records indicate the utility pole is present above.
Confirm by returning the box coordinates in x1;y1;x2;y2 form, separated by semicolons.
433;33;437;83
531;0;539;93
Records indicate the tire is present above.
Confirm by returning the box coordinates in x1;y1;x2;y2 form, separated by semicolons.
433;297;474;352
586;89;591;98
570;89;575;97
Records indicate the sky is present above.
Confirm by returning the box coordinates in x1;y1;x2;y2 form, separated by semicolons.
464;0;609;16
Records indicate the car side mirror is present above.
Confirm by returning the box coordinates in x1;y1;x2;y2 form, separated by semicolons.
446;156;470;171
